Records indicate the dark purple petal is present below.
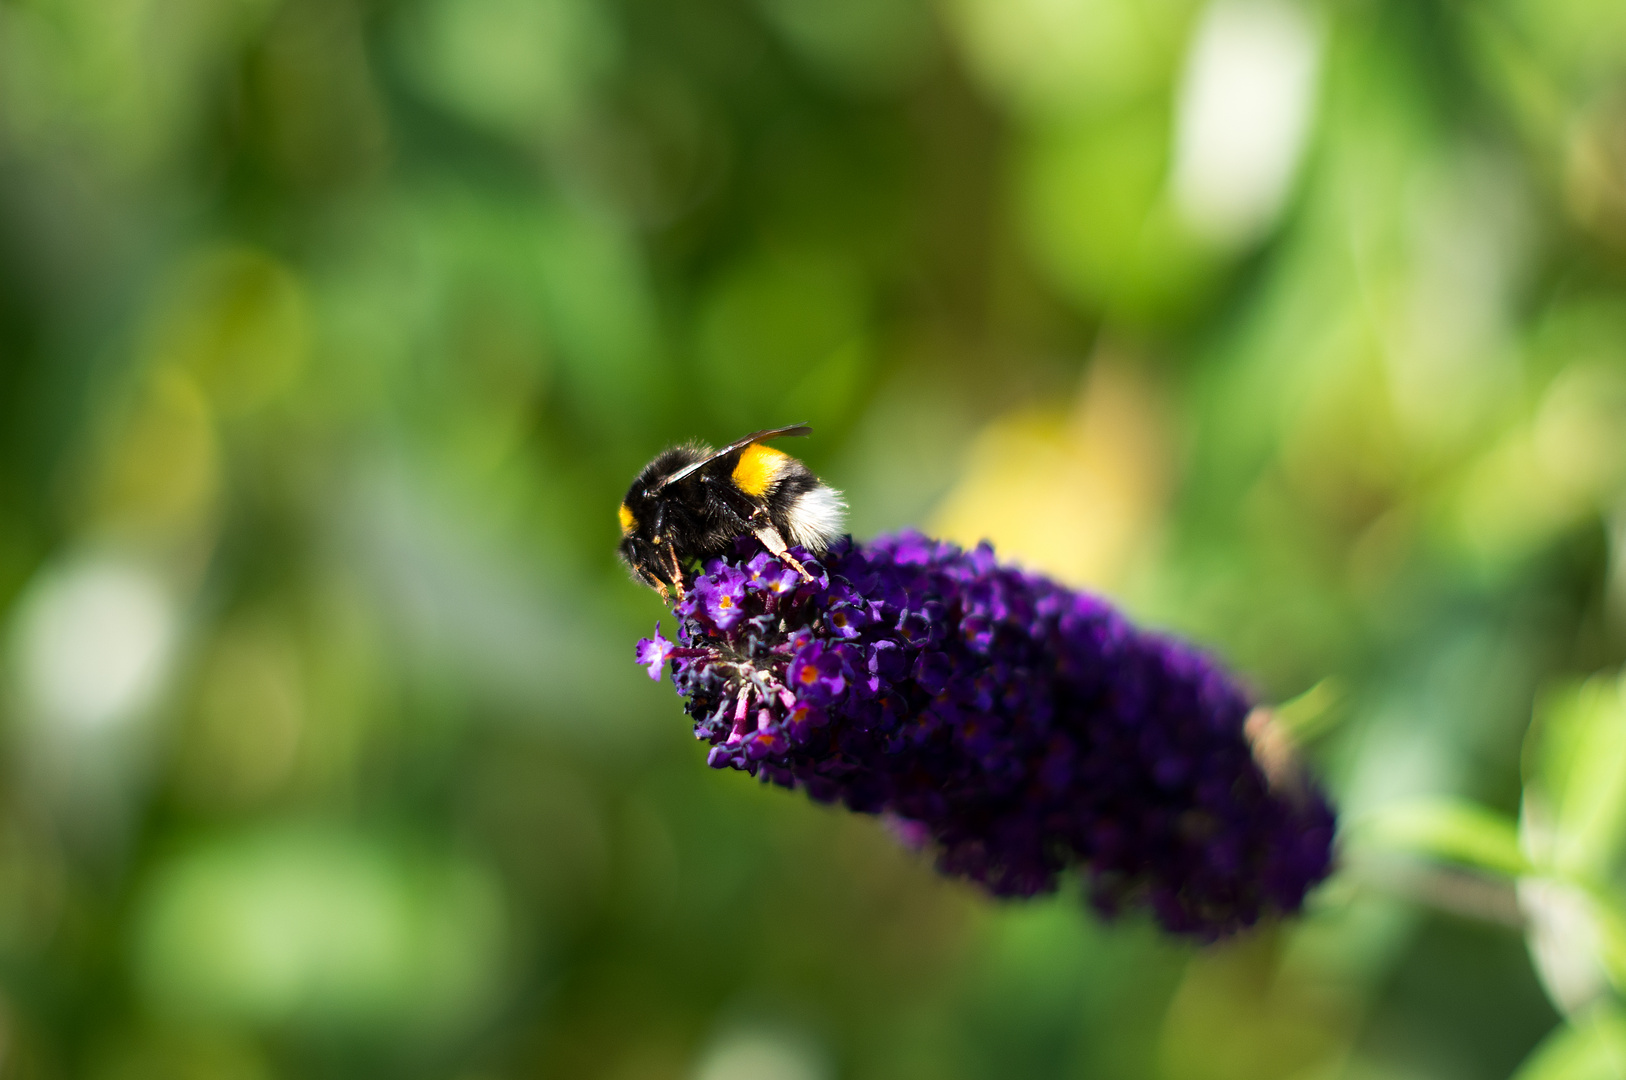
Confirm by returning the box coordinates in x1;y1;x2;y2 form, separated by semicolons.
825;603;869;639
787;641;847;704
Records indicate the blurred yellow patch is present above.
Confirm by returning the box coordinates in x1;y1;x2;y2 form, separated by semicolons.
1279;339;1407;523
1566;98;1626;249
89;366;218;539
148;247;310;416
1454;361;1626;568
1159;933;1357;1080
175;616;306;811
946;0;1186;119
928;359;1170;592
85;1029;273;1080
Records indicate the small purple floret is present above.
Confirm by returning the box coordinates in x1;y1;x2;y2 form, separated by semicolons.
636;626;676;680
633;532;1337;940
697;566;750;630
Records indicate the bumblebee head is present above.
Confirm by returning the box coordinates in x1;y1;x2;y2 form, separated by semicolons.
617;444;709;595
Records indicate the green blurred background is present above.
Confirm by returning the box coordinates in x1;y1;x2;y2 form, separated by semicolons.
3;0;1626;1075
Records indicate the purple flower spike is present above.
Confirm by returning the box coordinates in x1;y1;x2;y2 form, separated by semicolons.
638;532;1337;941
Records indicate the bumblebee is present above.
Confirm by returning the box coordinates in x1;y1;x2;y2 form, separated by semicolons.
618;424;846;601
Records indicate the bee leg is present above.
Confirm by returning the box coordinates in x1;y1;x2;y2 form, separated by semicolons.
666;543;688;600
752;524;814;582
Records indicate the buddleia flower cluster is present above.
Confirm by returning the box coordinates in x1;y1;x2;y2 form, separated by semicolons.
635;532;1336;940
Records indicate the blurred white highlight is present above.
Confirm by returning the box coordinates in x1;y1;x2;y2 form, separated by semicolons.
1517;877;1611;1016
692;1027;831;1080
1171;0;1321;246
11;555;177;735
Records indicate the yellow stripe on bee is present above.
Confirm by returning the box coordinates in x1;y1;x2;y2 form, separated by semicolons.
618;503;636;535
732;443;788;497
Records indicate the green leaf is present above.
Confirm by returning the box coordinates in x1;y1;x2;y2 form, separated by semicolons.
1512;1005;1626;1080
1575;884;1626;997
1525;673;1626;879
1358;798;1531;877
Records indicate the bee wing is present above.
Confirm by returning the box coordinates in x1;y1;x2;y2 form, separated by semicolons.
654;424;812;490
